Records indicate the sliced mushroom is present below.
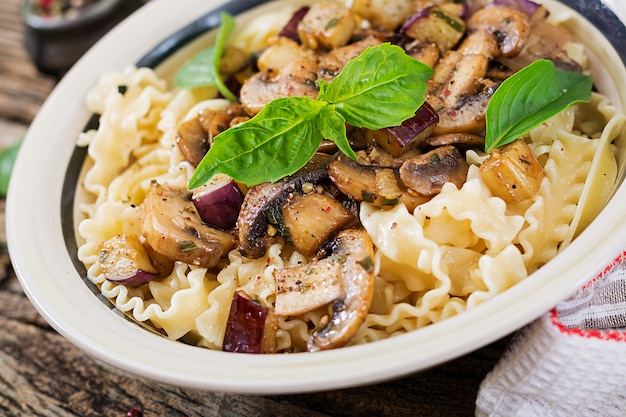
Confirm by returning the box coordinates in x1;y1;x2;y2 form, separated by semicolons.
423;132;485;149
176;104;248;167
140;184;235;268
275;228;376;352
317;35;382;82
328;152;429;211
176;116;209;167
239;54;319;116
496;15;580;73
429;50;489;108
236;153;331;258
399;145;469;196
432;80;500;135
465;7;531;58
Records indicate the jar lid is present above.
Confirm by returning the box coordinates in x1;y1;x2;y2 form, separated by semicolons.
21;0;124;31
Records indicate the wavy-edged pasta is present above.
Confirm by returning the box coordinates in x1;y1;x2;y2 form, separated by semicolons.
76;0;625;353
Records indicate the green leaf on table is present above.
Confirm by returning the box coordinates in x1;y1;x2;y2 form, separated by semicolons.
0;141;21;197
485;59;592;152
174;12;237;101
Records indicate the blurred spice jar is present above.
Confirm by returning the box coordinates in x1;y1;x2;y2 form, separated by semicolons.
21;0;146;77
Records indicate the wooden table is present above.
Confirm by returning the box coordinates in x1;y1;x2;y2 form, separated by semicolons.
0;0;513;415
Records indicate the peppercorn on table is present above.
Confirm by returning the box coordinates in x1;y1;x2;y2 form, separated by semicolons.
0;0;512;415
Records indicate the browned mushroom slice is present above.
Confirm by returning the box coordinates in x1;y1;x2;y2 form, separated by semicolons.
176;116;209;167
275;228;375;351
328;153;429;211
423;132;485;149
236;153;331;259
479;139;545;203
432;80;500;135
281;192;357;256
222;291;278;354
496;16;580;74
317;36;382;81
176;105;249;167
399;145;469;196
274;256;344;316
309;229;375;351
466;7;531;57
239;55;319;116
140;184;235;268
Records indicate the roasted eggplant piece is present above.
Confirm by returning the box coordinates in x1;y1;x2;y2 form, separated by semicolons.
401;6;466;53
192;174;244;230
222;291;278;354
281;191;356;256
297;1;356;50
366;102;439;157
98;234;160;286
479;139;545;203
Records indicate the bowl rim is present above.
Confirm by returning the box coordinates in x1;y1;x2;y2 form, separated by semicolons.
7;0;626;394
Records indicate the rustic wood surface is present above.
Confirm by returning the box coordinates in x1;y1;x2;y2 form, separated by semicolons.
0;0;514;415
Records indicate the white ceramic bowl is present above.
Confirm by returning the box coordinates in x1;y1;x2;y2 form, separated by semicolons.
7;0;626;394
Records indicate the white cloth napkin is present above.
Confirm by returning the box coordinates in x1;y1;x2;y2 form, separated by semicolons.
476;251;626;417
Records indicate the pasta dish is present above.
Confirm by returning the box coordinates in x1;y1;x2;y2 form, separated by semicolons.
76;0;625;353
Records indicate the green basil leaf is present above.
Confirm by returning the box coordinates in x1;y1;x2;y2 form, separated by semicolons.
174;12;237;101
0;140;21;197
318;43;433;129
315;105;357;159
189;97;325;188
485;59;592;152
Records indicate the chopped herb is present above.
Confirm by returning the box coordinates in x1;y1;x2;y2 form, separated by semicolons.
325;18;339;29
432;9;464;32
179;240;198;252
359;255;374;272
362;190;377;203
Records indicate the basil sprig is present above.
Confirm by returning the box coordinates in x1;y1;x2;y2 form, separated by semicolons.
188;43;433;189
174;12;237;101
484;59;592;152
0;140;21;197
